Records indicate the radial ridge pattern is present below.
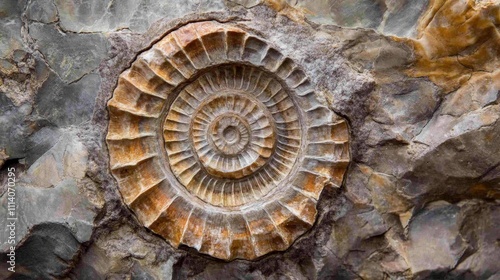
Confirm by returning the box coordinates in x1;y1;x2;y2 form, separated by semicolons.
164;65;300;207
106;21;350;260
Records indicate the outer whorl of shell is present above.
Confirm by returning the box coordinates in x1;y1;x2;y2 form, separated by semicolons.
106;21;350;260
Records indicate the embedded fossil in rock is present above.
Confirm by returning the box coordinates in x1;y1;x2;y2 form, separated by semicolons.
106;21;350;260
164;65;300;207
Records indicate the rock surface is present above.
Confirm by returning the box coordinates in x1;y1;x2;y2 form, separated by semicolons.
0;0;499;279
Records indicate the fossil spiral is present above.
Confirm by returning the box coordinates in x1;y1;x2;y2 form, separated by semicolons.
106;21;350;260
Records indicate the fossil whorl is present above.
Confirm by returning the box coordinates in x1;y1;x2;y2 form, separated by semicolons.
106;21;350;260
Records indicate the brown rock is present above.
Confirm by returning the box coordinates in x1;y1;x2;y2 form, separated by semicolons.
402;0;500;93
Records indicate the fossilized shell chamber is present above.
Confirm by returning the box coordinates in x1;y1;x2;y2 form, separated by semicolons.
106;21;350;260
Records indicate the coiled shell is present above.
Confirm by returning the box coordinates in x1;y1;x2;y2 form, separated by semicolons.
106;21;350;260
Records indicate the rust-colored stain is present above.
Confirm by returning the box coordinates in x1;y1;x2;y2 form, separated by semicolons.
401;0;500;93
464;183;500;200
106;22;350;260
263;0;310;23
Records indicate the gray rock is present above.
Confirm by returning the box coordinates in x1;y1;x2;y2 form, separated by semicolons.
290;0;429;38
70;224;178;279
67;245;110;280
54;0;226;33
228;0;263;8
381;0;429;38
28;22;109;83
22;131;88;188
412;72;500;157
292;0;385;28
316;257;362;280
406;201;469;277
0;1;27;58
374;80;439;125
0;178;97;252
0;223;81;279
402;105;500;199
25;125;61;167
327;206;389;258
344;164;372;205
453;201;500;279
35;73;102;127
366;79;440;147
0;149;7;169
364;166;412;214
481;163;500;190
0;94;32;159
0;92;62;167
1;40;51;106
27;0;58;23
414;104;500;150
0;132;99;257
181;262;266;280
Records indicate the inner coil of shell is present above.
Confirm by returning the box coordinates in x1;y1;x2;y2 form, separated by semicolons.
106;21;350;260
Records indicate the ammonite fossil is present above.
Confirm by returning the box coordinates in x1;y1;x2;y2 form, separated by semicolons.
106;21;350;260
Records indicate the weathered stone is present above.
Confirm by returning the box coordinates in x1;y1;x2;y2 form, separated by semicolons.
26;0;58;23
68;245;113;279
395;200;500;279
0;50;51;106
0;94;32;159
0;59;17;75
28;23;109;83
366;79;440;147
0;223;81;279
402;105;500;199
344;164;372;205
0;149;7;168
402;0;500;93
363;166;412;214
53;0;226;33
327;206;389;258
0;1;27;59
380;0;429;38
22;132;88;188
35;73;102;127
0;132;100;268
415;105;500;151
70;224;177;279
307;0;387;28
440;72;500;118
24;125;61;167
289;0;428;38
0;177;100;250
229;0;263;8
405;201;468;276
454;201;500;278
0;96;61;167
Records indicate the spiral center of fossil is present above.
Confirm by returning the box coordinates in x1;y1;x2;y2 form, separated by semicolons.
223;126;238;143
193;93;276;180
162;64;303;206
209;114;250;156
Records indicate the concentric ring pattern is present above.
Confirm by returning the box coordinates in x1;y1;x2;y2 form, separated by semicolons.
164;65;300;207
106;21;350;260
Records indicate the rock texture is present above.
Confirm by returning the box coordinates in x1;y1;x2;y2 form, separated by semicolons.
0;0;499;279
